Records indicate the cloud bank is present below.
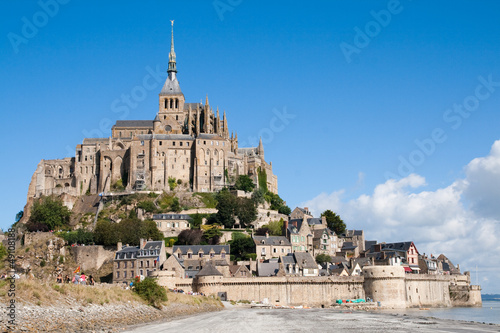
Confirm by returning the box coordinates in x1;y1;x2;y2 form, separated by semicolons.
302;140;500;293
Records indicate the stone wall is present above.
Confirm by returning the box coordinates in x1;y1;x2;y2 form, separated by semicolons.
154;265;481;308
405;274;452;308
70;245;115;271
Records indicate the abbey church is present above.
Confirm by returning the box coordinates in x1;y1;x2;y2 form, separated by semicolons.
28;24;278;198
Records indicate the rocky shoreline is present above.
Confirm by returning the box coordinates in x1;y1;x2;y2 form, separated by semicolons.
1;300;222;333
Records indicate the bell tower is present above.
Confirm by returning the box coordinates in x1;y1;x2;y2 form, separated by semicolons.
157;20;185;134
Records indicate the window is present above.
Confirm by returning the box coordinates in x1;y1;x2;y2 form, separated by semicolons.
210;253;214;258
124;271;127;278
131;270;134;278
140;269;143;276
131;262;134;268
221;253;226;258
159;141;162;146
146;261;150;268
180;142;183;146
124;262;127;268
140;261;143;268
173;142;176;146
116;271;120;278
199;253;203;258
187;142;189;147
117;262;120;269
187;253;192;259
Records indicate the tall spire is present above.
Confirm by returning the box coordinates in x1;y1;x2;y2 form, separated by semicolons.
167;20;177;77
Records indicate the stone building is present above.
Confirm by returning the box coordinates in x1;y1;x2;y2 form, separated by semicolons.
113;239;166;283
153;213;192;237
253;234;292;261
26;22;278;200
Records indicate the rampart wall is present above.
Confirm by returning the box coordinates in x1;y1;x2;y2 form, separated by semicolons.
155;265;482;308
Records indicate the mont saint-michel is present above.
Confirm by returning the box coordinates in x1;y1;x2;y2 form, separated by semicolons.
1;12;492;333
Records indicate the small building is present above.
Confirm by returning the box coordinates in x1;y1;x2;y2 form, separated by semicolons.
167;245;230;278
290;207;313;220
153;213;192;237
279;252;319;277
312;228;339;257
113;239;166;283
229;264;251;278
340;230;365;252
253;234;292;261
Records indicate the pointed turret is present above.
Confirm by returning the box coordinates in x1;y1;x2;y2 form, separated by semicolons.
160;20;183;97
258;137;264;159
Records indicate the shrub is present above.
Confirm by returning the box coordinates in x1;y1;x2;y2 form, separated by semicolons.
26;196;71;231
168;177;177;191
133;277;168;308
137;200;157;213
40;260;46;267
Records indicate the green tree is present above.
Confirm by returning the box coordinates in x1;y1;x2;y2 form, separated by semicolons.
229;236;255;261
202;226;222;245
234;175;255;193
177;229;203;245
266;219;284;236
133;277;168;309
140;220;164;241
321;210;346;235
94;219;119;246
278;205;291;215
117;218;141;246
214;189;237;228
235;198;257;227
251;187;266;207
316;253;332;267
189;213;205;229
137;200;157;213
170;197;182;213
27;196;71;231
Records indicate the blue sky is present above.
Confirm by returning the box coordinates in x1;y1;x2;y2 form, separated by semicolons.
1;1;500;293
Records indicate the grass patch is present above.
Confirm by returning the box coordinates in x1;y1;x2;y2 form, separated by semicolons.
193;192;217;208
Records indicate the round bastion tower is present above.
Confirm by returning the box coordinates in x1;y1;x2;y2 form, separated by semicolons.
363;266;406;308
194;262;223;296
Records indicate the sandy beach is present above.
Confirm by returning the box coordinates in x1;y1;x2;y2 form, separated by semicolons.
123;306;500;333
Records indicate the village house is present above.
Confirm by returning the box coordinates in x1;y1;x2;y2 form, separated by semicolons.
279;252;319;277
285;218;313;253
312;228;339;257
153;213;192;237
113;239;166;283
340;230;365;252
253;234;292;261
375;242;420;273
163;245;230;278
290;207;313;220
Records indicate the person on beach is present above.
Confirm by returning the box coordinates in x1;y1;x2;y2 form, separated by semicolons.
88;275;95;285
80;272;86;285
64;275;70;283
73;273;80;284
56;273;62;283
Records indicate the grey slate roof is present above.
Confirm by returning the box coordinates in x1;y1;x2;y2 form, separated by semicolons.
308;218;323;226
184;102;202;110
253;235;291;246
196;262;223;276
294;252;317;269
257;262;280;277
173;245;229;255
237;147;258;156
114;120;154;128
160;76;183;96
153;214;192;220
143;241;163;251
380;242;416;253
280;254;295;265
115;246;139;260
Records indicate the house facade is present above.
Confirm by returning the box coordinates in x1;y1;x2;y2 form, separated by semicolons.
153;213;192;237
113;239;166;283
253;235;292;261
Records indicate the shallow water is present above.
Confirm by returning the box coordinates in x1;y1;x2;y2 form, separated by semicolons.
389;300;500;324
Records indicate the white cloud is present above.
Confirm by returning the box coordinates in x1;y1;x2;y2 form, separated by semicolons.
301;140;500;294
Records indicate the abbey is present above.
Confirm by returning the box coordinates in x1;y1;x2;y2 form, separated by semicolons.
29;24;278;197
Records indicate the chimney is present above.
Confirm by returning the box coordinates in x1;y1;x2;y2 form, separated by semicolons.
304;207;309;214
117;242;122;251
140;238;145;249
265;232;269;238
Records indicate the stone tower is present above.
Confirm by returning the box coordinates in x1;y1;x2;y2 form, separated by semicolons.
157;20;185;134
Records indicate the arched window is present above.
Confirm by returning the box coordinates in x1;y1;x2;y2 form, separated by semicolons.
170;99;173;108
175;99;178;108
164;99;167;108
